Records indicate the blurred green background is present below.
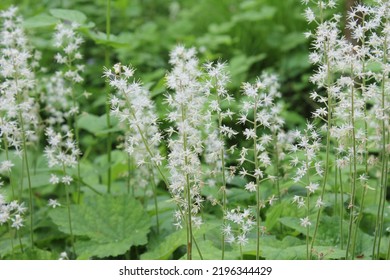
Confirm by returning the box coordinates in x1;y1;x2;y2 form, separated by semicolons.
0;0;355;119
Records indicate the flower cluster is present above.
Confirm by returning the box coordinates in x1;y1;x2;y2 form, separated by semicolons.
0;193;26;230
202;61;236;214
223;207;256;246
44;127;80;171
165;45;207;228
39;20;86;133
104;63;163;166
0;6;40;153
53;22;84;84
238;73;285;198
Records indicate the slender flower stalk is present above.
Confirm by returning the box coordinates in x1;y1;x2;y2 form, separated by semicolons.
0;6;40;248
238;73;283;260
44;128;80;256
52;21;85;203
302;1;340;257
104;63;165;236
203;61;236;259
105;0;113;194
165;46;206;259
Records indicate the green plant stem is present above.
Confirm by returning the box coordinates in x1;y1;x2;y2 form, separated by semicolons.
71;91;82;204
352;39;368;258
181;105;193;260
62;165;76;257
339;168;344;250
149;167;160;235
18;111;34;248
127;156;133;196
310;39;332;259
272;131;281;201
16;229;24;253
253;96;261;260
305;152;311;260
346;68;358;260
192;233;203;260
373;35;388;259
217;95;227;260
3;136;15;199
7;222;15;257
105;0;113;194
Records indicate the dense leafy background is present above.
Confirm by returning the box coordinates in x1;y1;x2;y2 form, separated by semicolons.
0;0;389;260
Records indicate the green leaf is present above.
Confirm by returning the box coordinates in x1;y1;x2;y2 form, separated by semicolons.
232;6;276;22
228;53;266;87
265;203;284;230
50;9;87;24
77;113;119;136
0;236;30;258
87;31;133;47
262;244;345;260
23;173;51;189
23;14;58;28
50;195;151;258
279;216;315;237
3;248;56;260
184;240;240;260
141;229;186;260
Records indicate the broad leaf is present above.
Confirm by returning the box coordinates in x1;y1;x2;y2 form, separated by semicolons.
50;195;150;258
50;9;87;24
141;229;186;260
23;14;58;28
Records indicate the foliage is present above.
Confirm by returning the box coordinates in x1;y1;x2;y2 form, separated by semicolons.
0;0;389;260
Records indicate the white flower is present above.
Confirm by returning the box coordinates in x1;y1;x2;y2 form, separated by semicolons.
237;234;248;246
306;182;319;193
243;128;256;139
48;199;61;208
11;214;24;230
300;216;311;227
49;174;60;185
59;251;68;260
245;181;256;192
268;195;278;206
304;7;316;23
0;160;14;173
61;175;73;185
315;198;325;208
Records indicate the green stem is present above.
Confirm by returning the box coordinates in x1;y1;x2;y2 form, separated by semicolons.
192;233;203;260
16;229;24;253
18;111;34;248
127;156;132;195
62;164;76;257
71;91;81;204
352;34;368;258
181;105;193;260
3;136;15;199
273;131;281;201
149;167;160;235
339;168;344;250
7;222;15;257
305;152;311;260
106;0;112;194
217;95;227;260
310;39;332;258
253;96;261;260
373;34;388;260
346;66;358;260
